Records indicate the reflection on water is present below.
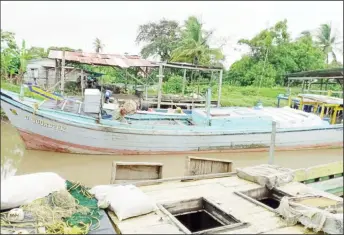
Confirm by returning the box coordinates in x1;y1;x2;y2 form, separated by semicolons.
1;122;343;186
1;121;24;180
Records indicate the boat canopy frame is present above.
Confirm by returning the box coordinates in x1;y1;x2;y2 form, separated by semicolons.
286;67;344;95
155;62;224;108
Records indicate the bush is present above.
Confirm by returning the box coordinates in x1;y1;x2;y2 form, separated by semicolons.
162;75;183;94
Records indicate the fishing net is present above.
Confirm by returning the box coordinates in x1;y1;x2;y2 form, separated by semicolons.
64;180;102;231
122;100;137;114
0;180;102;234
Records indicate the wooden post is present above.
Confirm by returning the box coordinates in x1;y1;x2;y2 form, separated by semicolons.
60;50;66;95
80;69;84;98
45;68;49;89
54;59;59;88
217;70;223;107
268;121;277;165
182;69;187;95
125;69;128;92
157;64;164;109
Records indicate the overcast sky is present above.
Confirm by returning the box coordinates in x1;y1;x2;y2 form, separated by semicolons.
1;1;343;67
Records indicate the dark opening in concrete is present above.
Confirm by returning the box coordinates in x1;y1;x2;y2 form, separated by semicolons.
258;197;281;209
161;197;244;234
175;210;222;233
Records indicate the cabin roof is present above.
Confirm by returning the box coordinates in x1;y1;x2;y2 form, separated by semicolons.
286;68;344;80
108;173;342;234
48;50;157;69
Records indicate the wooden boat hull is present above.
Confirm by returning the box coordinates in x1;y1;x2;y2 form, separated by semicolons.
1;93;343;155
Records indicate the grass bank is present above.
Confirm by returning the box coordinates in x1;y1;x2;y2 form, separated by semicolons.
216;85;301;107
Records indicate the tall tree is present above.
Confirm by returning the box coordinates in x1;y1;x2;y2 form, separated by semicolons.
136;19;180;61
315;23;342;64
1;30;19;79
93;38;104;53
227;20;326;86
171;16;224;66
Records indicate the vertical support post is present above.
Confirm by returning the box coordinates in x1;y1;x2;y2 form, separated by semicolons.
299;97;303;110
145;85;148;101
81;69;84;98
331;107;339;124
319;104;325;119
301;80;305;92
45;68;49;89
206;87;211;126
287;87;292;107
60;50;65;95
19;84;25;101
157;64;164;109
55;59;59;86
268;121;277;165
217;70;223;107
182;69;187;95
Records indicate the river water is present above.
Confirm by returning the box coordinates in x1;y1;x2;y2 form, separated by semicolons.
1;121;343;186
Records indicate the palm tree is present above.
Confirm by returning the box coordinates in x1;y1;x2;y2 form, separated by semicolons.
93;38;104;53
171;16;224;66
315;23;342;64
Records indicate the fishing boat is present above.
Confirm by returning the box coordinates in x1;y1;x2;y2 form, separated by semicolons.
0;87;343;155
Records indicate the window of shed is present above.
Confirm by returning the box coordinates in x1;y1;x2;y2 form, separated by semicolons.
160;197;245;234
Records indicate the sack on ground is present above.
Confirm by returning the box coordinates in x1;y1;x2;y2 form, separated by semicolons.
236;164;294;189
1;172;66;210
90;184;157;221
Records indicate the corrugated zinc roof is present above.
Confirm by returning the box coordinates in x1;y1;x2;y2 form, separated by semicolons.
48;50;157;69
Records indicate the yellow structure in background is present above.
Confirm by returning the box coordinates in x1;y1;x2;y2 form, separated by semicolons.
286;68;343;125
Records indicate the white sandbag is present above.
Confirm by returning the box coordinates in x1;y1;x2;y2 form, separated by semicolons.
1;172;66;210
276;196;343;234
90;184;157;221
236;164;294;189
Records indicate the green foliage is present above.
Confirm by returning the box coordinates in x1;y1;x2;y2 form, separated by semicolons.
136;19;180;61
227;20;329;87
171;16;224;66
47;46;81;52
162;75;183;94
27;47;48;58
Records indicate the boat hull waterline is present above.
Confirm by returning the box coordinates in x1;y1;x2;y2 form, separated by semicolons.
1;94;343;155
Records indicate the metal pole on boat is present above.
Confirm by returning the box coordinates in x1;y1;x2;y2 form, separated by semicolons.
217;70;223;107
157;64;164;109
60;50;66;96
268;121;277;164
206;87;212;126
81;69;84;98
19;84;25;101
182;69;187;95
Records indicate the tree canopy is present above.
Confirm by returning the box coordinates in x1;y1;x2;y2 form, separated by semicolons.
226;20;329;87
136;19;180;61
170;16;224;66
